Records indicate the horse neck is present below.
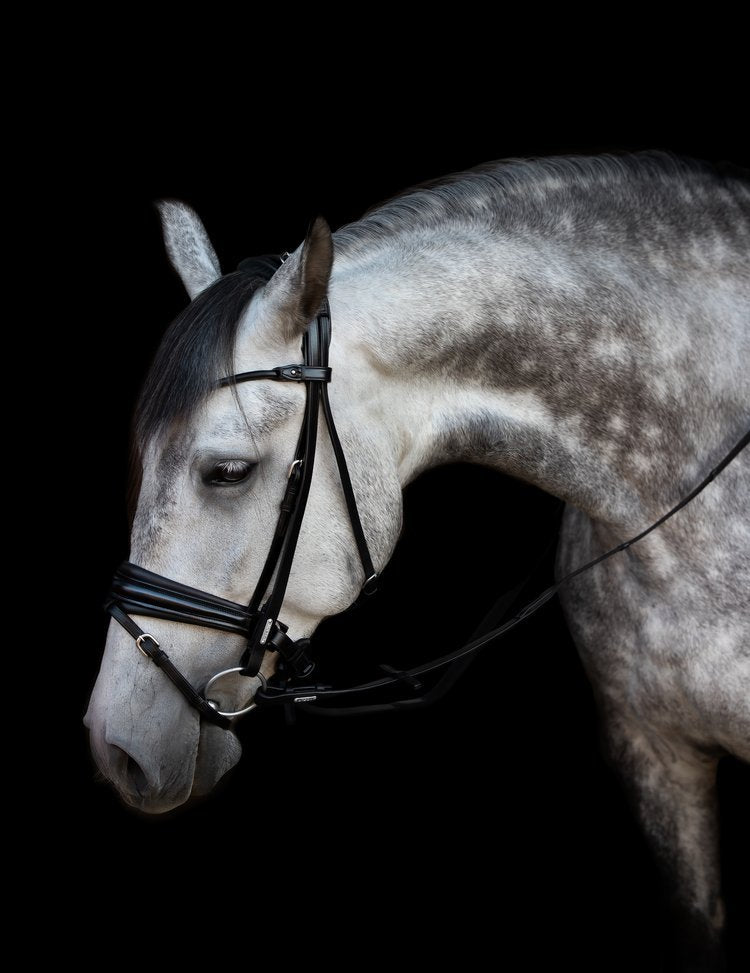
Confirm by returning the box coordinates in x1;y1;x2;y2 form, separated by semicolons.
328;223;747;532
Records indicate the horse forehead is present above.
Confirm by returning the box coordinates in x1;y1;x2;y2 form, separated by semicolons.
202;384;302;440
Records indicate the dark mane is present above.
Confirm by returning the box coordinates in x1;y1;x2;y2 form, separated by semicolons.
129;271;267;516
135;270;265;448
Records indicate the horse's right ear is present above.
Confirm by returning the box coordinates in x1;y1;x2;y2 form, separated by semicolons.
156;200;222;299
260;217;334;343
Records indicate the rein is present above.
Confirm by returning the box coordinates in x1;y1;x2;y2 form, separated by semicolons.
106;255;750;727
259;425;749;717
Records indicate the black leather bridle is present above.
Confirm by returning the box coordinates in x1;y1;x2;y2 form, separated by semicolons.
106;254;750;729
107;255;377;727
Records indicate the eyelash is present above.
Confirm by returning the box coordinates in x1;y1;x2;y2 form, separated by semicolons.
209;460;254;485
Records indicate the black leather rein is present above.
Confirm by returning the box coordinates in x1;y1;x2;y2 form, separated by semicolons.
106;254;750;729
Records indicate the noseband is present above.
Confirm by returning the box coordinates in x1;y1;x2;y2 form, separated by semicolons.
106;254;750;729
107;255;377;728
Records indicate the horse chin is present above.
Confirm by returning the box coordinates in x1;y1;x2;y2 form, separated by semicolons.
191;724;243;798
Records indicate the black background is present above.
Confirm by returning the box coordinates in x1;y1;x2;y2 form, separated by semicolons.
58;75;748;968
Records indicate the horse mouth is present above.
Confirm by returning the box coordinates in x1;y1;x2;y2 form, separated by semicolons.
86;704;243;814
190;723;243;798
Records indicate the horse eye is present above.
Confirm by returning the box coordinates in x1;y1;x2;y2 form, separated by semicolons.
209;460;254;485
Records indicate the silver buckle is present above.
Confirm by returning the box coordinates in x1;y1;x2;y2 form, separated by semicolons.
135;633;159;658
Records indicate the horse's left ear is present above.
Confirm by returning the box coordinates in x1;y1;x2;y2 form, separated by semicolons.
156;200;222;299
264;217;333;342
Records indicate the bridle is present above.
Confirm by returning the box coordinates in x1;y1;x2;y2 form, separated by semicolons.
106;255;750;729
107;254;377;728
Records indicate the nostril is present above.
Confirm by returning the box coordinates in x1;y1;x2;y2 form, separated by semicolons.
109;745;150;796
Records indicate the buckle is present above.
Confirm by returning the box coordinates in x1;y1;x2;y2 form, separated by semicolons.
379;664;422;693
135;633;159;658
277;365;332;382
362;573;379;596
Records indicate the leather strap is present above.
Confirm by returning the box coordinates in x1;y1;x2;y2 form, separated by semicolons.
321;385;377;591
110;562;253;636
219;365;331;386
107;603;231;728
239;314;325;676
255;425;750;715
317;303;378;592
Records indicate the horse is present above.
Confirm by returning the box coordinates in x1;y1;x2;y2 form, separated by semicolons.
85;153;748;970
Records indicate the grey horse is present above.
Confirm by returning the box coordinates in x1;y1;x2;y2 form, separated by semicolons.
86;153;748;970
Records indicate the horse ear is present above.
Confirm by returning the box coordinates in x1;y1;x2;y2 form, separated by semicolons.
156;200;222;299
264;217;333;342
